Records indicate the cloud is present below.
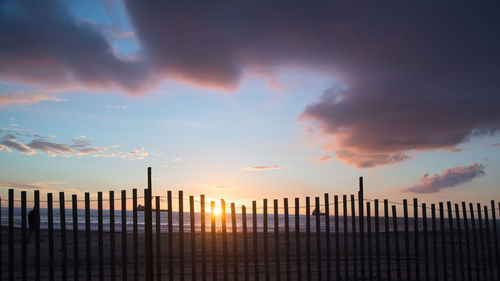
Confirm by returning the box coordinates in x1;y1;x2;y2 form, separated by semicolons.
0;181;80;193
244;165;288;171
315;155;333;163
0;0;152;93
106;105;128;109
128;147;148;160
491;143;500;148
0;181;44;190
0;134;35;154
403;162;486;194
0;92;65;107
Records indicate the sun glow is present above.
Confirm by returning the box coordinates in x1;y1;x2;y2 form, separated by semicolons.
212;205;222;216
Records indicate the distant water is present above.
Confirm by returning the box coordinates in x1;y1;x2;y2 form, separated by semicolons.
1;207;494;233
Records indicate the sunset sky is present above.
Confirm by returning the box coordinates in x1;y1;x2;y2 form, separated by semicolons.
1;0;499;206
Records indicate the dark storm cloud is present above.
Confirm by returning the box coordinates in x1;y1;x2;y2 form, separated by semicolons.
403;162;486;194
0;0;152;93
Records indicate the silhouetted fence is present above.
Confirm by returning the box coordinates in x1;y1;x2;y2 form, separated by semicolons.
1;174;499;281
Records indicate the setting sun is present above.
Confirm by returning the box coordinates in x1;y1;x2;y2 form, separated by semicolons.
212;205;222;216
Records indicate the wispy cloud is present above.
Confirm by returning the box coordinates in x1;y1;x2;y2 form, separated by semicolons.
244;165;288;171
0;181;80;193
403;162;486;194
315;155;332;163
0;92;65;107
106;105;128;109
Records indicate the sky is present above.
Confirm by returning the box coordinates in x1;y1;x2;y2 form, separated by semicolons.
0;0;499;208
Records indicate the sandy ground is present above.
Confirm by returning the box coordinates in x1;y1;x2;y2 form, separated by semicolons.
0;226;496;280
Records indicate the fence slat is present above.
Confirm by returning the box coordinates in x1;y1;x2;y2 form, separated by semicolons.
21;191;27;281
264;199;270;281
324;194;331;281
414;199;420;281
392;205;401;281
334;196;340;281
190;196;195;281
73;195;80;281
232;203;239;281
221;199;228;281
403;200;410;281
60;192;68;281
211;201;217;281
180;191;185;281
462;202;471;281
375;199;381;281
344;195;349;281
201;195;206;281
477;203;486;280
85;192;91;281
157;196;162;281
469;203;480;281
0;196;2;281
315;197;321;281
484;206;493;280
34;190;40;281
492;200;499;281
144;189;153;281
359;178;365;281
431;204;438;281
284;198;291;281
110;191;116;281
98;192;104;281
306;197;311;281
295;198;302;281
8;189;14;281
446;202;456;281
274;199;280;281
439;202;447;281
454;204;464;281
168;191;173;281
253;201;259;281
367;201;373;281
242;205;249;281
384;199;391;281
48;193;54;281
133;189;138;281
422;203;430;281
121;190;127;281
351;194;357;281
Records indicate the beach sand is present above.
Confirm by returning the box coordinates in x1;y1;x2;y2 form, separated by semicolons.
0;226;489;280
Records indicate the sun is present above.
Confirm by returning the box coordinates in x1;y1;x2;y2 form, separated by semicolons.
212;205;222;216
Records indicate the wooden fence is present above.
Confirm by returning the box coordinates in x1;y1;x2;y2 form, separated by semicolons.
1;173;499;281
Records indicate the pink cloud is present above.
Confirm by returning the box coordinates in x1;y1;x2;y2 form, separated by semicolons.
0;92;64;107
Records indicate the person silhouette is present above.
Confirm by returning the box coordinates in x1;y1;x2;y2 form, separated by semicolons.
27;208;38;243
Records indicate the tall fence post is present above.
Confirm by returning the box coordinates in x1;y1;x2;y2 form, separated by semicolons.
201;195;207;281
232;202;239;281
253;201;259;281
73;194;80;281
392;205;401;281
211;201;217;281
359;178;365;281
295;198;302;281
21;191;27;281
274;199;280;281
48;193;54;281
121;190;127;281
315;197;321;281
284;198;291;281
144;189;153;281
60;192;68;281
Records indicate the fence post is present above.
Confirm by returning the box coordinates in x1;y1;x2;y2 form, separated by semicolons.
295;198;302;281
367;201;373;281
180;191;185;281
462;202;472;281
168;191;173;281
73;194;80;281
85;192;91;281
359;178;365;281
484;206;493;280
190;196;195;281
8;189;14;281
253;201;259;281
0;196;2;281
324;194;331;281
414;198;420;281
157;196;162;281
384;199;390;281
21;191;27;281
477;203;486;280
439;202;447;281
392;205;401;281
132;189;139;281
60;192;68;281
232;202;239;281
121;190;127;281
431;204;438;281
374;199;381;281
242;205;249;281
201;195;207;281
492;200;499;280
454;203;464;281
469;203;480;281
264;199;270;281
403;199;410;281
274;199;280;281
306;197;311;281
48;193;54;281
211;201;217;281
422;203;429;281
34;190;40;281
222;199;228;281
446;202;456;281
344;195;349;281
98;192;104;281
110;191;116;281
351;194;357;281
334;195;340;281
144;188;153;281
315;197;321;281
284;198;291;281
